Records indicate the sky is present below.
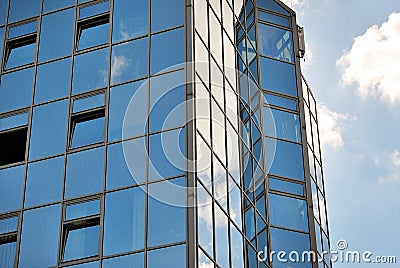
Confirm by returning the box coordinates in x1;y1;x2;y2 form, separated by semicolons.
280;0;400;267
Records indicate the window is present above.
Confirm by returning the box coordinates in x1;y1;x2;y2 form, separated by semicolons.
76;1;110;51
0;215;19;268
4;21;37;70
61;198;101;262
0;113;28;167
70;93;105;149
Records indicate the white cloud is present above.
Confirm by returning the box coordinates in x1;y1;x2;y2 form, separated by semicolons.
280;0;308;8
390;150;400;166
377;150;400;184
336;13;400;104
317;104;353;150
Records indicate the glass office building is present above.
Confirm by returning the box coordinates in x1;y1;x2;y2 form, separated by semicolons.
0;0;331;267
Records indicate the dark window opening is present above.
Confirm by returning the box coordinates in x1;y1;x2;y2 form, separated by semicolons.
76;13;109;50
0;127;27;166
70;108;105;149
4;34;36;70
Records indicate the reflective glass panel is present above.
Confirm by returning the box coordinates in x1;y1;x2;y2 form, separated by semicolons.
230;225;245;268
197;182;213;256
38;8;74;62
112;0;148;42
269;177;304;196
264;92;297;111
35;57;71;103
0;28;3;64
259;10;290;27
102;253;144;268
8;21;36;39
79;1;109;19
25;156;64;207
0;112;28;132
19;205;60;267
29;100;69;160
258;23;294;62
151;0;184;32
0;165;24;213
66;199;100;220
72;48;109;94
147;244;186;268
71;115;105;148
103;187;145;255
78;19;109;50
0;0;7;25
111;37;148;85
43;0;74;13
148;177;186;246
265;107;301;142
66;261;100;268
0;217;18;234
0;241;16;268
215;205;229;268
73;94;104;113
256;0;290;15
65;147;104;198
269;194;309;232
64;225;100;261
260;57;297;97
150;28;184;74
265;137;304;180
0;68;33;113
8;0;41;23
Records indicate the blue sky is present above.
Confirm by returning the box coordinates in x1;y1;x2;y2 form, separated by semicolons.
282;0;400;266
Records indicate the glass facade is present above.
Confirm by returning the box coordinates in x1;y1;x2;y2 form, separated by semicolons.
0;0;330;268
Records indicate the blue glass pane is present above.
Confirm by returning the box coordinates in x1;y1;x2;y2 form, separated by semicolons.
258;23;294;62
150;28;184;74
38;8;74;62
151;0;184;32
112;0;148;42
111;37;148;85
102;253;144;267
148;177;186;246
65;147;104;198
265;137;304;180
256;0;290;15
43;0;74;13
265;108;301;142
269;177;304;196
245;207;255;239
0;165;24;213
5;42;35;69
260;57;297;97
0;67;34;113
64;225;100;261
147;244;186;268
0;112;28;132
0;241;16;268
108;80;147;141
71;116;105;148
148;128;186;181
8;21;36;38
104;187;145;255
270;227;311;268
0;0;7;25
8;0;41;23
19;204;61;267
269;194;309;232
66;199;100;220
25;156;64;207
0;217;18;234
73;94;104;113
0;28;3;65
264;92;297;110
66;261;100;268
78;22;109;50
79;1;109;19
197;183;213;256
29;100;69;160
149;71;185;132
259;10;290;27
35;57;71;103
72;48;109;94
106;139;146;189
230;225;244;268
215;205;229;268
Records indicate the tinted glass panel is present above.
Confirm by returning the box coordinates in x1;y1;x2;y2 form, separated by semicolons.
8;21;36;38
0;112;28;132
148;177;186;246
72;48;109;94
71;116;105;148
0;28;3;63
108;80;147;141
265;108;301;142
64;225;100;261
65;147;104;198
112;0;148;42
215;205;229;268
25;156;64;207
106;139;146;189
260;57;297;97
38;8;74;62
230;225;245;268
29;100;69;160
0;217;18;234
150;28;184;74
78;21;109;50
269;194;309;231
0;0;7;25
73;94;104;113
79;1;109;19
256;0;290;15
19;205;61;267
264;92;297;110
104;187;145;255
147;244;186;268
0;241;16;268
66;261;99;268
66;199;100;220
269;177;304;196
8;0;41;23
35;57;71;103
265;137;304;180
258;23;294;62
6;41;36;69
259;10;290;27
43;0;74;13
151;0;184;32
0;165;24;213
102;253;144;268
111;37;148;85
